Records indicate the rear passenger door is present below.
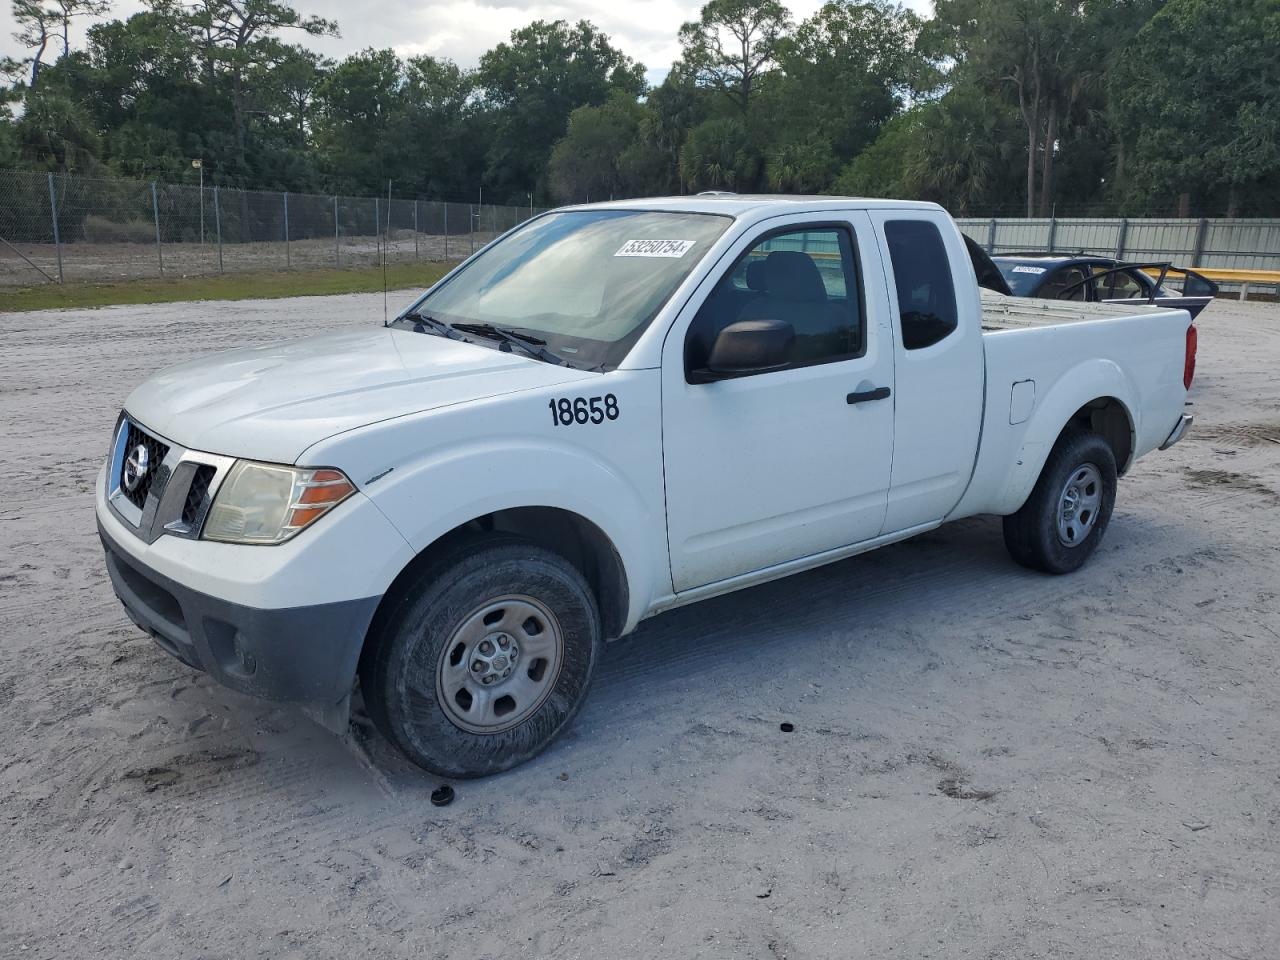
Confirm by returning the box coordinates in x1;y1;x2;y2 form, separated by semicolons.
868;211;985;533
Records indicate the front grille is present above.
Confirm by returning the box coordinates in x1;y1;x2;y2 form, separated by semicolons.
119;421;170;509
182;464;216;526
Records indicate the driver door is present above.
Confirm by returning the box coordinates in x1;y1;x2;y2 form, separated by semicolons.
661;213;895;593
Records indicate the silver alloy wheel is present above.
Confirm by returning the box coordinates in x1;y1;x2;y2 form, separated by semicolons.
436;594;564;734
1056;462;1103;547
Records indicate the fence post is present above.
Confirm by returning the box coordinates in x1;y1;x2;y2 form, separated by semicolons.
469;204;475;256
334;195;340;267
1046;209;1058;254
414;200;419;261
283;191;291;269
444;204;449;261
214;186;223;273
46;172;64;284
150;181;164;277
1115;218;1129;260
1192;217;1209;266
374;197;381;266
985;218;997;254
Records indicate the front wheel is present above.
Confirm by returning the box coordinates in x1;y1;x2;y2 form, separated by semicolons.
1003;429;1118;574
359;536;602;778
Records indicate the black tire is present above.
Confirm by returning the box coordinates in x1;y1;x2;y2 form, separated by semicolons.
359;535;601;778
1002;429;1117;574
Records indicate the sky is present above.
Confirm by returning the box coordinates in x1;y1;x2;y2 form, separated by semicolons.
2;0;934;86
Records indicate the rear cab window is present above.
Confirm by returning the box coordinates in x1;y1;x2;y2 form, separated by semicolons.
884;219;958;350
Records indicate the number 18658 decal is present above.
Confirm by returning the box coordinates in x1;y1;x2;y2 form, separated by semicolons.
548;394;619;426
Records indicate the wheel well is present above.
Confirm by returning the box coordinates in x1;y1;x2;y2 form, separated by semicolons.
369;507;630;646
1064;397;1134;473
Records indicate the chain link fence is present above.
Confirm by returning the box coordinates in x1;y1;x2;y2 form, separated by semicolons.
5;167;1280;287
0;168;547;286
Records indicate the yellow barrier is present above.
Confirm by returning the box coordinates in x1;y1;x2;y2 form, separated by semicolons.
1141;266;1280;301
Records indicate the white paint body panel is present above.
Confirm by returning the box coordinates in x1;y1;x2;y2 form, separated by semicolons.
105;195;1193;637
660;211;895;591
866;210;987;532
123;328;595;463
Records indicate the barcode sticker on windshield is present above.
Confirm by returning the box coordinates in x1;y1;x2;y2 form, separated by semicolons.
615;239;697;258
1011;265;1047;274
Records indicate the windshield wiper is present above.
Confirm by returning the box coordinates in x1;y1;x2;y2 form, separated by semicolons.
451;323;570;366
398;311;469;342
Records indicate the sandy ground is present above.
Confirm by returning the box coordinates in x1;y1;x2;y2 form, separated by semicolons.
1;292;1279;959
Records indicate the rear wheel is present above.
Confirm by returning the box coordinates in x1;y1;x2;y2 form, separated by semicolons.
360;536;601;778
1003;429;1117;574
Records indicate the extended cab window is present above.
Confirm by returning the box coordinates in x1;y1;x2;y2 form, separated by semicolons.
686;226;862;375
884;220;958;350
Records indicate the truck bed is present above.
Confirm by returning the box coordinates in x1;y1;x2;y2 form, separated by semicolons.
980;288;1168;332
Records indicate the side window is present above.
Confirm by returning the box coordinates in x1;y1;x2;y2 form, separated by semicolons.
1116;269;1147;299
1040;266;1090;301
1093;265;1144;300
884;219;958;350
685;226;863;375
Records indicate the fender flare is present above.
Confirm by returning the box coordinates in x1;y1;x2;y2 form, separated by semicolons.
364;437;659;632
995;358;1139;516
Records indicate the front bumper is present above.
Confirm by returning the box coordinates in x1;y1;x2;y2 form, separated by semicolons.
100;517;380;708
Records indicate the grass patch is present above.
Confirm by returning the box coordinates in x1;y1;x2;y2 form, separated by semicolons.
0;261;453;313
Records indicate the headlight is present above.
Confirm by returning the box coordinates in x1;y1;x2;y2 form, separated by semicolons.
203;461;355;545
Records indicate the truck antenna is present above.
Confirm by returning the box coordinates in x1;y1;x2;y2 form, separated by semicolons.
383;179;392;326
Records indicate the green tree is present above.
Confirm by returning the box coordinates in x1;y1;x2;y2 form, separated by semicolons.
641;64;710;193
765;137;837;192
834;87;1021;213
13;80;101;168
400;56;482;199
1113;0;1280;215
187;0;336;176
548;92;646;202
478;19;646;200
679;115;761;190
777;0;926;161
932;0;1101;214
51;0;112;57
84;8;225;178
12;0;59;87
678;0;791;115
314;48;402;194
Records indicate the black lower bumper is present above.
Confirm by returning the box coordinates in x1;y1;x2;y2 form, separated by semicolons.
99;520;380;709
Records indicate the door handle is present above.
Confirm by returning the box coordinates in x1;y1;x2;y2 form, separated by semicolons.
847;386;891;405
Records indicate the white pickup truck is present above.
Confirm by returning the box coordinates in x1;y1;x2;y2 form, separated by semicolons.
97;195;1197;777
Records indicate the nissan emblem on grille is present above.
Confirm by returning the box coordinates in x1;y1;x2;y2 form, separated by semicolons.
123;443;150;493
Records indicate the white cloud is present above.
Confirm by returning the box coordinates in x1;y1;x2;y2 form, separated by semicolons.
1;0;934;86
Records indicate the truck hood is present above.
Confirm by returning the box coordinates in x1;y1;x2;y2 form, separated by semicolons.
124;327;595;463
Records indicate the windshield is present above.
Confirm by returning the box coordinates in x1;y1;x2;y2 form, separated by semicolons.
397;209;731;370
995;260;1053;297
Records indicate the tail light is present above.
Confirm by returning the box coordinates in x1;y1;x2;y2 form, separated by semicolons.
1183;323;1198;390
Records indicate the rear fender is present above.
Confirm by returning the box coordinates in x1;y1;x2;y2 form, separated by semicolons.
995;358;1138;515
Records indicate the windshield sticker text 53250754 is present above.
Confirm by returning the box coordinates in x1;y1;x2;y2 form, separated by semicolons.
615;239;696;258
548;394;619;426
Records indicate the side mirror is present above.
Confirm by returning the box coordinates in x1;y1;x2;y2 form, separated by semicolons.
695;319;794;382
